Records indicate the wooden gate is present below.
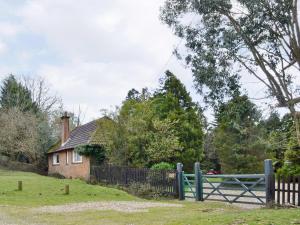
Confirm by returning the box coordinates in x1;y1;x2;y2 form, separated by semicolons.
177;160;275;206
202;174;266;205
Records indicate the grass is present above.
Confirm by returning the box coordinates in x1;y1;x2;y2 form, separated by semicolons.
0;169;300;225
0;169;136;206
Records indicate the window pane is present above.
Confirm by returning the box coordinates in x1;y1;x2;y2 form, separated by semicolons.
53;153;59;164
73;151;82;162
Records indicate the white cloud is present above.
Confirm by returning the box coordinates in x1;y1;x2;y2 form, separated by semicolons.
18;0;177;64
38;61;163;120
0;40;7;55
1;0;288;123
0;22;21;37
11;0;184;121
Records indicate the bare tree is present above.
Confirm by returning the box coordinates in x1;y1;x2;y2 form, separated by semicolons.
21;76;62;114
0;108;39;162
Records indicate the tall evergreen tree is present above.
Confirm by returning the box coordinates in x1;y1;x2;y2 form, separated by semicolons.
214;95;268;173
103;71;204;170
0;75;38;112
153;71;204;169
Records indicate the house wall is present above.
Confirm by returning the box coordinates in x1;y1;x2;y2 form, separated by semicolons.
48;149;90;180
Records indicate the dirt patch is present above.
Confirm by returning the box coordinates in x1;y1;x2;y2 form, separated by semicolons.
230;219;248;225
34;201;183;213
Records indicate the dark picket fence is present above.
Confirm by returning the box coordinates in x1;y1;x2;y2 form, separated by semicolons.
276;175;300;206
90;164;178;197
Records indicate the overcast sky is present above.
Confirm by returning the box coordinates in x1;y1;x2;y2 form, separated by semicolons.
0;0;287;122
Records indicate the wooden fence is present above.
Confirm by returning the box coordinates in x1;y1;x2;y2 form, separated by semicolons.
276;175;300;206
90;164;178;197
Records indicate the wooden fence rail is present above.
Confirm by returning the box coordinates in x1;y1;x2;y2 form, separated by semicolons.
90;165;178;197
275;175;300;206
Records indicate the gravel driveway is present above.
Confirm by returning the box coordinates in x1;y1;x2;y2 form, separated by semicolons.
0;211;18;225
35;201;183;213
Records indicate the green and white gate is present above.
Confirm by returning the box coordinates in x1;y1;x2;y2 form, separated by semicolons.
177;160;275;206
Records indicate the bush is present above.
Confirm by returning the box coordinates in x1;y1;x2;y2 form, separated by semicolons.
284;148;300;164
151;162;174;170
277;164;300;176
75;144;106;165
127;182;155;198
126;182;175;199
48;173;66;179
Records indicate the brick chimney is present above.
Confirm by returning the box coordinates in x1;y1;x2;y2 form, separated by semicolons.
61;112;70;144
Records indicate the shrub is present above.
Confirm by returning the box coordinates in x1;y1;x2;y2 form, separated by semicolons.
75;144;106;165
277;164;300;176
127;182;154;198
284;148;300;164
151;162;174;170
126;182;175;199
48;173;66;179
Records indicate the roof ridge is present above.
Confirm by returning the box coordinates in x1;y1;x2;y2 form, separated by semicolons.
48;117;109;153
69;119;99;136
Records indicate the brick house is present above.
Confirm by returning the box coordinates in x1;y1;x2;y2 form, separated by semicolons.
48;113;105;180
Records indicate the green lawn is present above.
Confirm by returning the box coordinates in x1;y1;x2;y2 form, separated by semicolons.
0;169;136;206
0;169;299;225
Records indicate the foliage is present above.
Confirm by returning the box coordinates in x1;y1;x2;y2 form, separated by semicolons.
0;75;38;113
0;108;39;162
277;163;300;176
285;147;300;165
0;75;61;166
126;182;156;198
261;113;292;162
213;95;268;173
75;144;106;165
153;71;204;168
102;71;203;169
48;173;66;179
202;130;220;171
116;99;182;167
151;162;174;170
160;0;300;144
259;112;300;168
126;181;174;199
145;118;182;164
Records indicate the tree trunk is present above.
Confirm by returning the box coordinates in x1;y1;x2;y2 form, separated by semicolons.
289;107;300;146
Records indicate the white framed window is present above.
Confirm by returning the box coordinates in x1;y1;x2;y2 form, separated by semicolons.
53;153;60;165
66;151;69;165
72;151;82;163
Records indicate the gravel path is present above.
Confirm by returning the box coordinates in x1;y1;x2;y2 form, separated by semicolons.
35;201;183;213
0;210;17;225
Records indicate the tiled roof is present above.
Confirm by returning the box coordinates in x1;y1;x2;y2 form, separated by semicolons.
49;120;98;153
48;117;114;154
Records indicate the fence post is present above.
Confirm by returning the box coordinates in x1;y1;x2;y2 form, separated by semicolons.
65;185;70;195
264;159;275;207
194;162;203;201
177;163;185;200
18;181;22;191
